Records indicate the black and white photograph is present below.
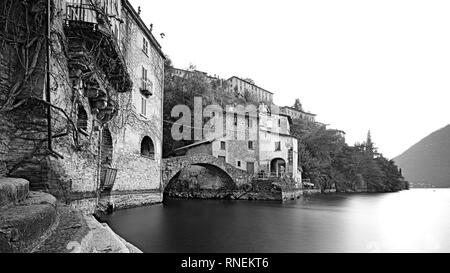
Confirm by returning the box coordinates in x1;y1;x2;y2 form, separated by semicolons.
1;0;450;265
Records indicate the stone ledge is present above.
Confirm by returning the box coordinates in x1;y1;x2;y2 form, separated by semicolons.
34;211;143;253
33;205;92;253
83;216;136;253
70;189;161;201
0;191;57;253
0;177;29;208
71;192;163;215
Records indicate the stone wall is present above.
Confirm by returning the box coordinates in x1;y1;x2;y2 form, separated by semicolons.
1;0;165;211
113;124;162;192
162;153;254;190
165;177;304;202
224;140;258;172
0;0;50;189
71;191;163;215
178;165;231;190
164;165;236;199
107;5;164;194
0;81;50;193
48;5;99;201
0;45;14;176
163;164;303;202
217;106;259;172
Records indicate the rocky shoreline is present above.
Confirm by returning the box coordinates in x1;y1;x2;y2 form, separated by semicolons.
0;177;142;253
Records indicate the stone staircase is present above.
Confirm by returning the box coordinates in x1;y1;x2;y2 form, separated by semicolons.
1;177;57;252
0;177;91;253
0;177;141;253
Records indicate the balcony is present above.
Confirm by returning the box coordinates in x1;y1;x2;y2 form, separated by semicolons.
66;3;98;25
257;172;294;180
140;79;153;98
64;0;132;122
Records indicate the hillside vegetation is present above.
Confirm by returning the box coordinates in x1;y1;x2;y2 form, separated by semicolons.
291;119;408;192
163;57;408;192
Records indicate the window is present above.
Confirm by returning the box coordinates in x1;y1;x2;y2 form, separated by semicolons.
245;113;252;128
234;113;238;125
141;67;153;96
143;37;149;55
246;162;254;174
142;67;148;82
237;161;241;167
77;105;88;133
220;141;226;150
218;156;226;163
275;141;281;151
140;136;155;159
278;119;281;127
248;141;254;150
141;97;147;116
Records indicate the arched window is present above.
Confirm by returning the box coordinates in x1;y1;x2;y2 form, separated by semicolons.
141;136;155;159
77;105;88;132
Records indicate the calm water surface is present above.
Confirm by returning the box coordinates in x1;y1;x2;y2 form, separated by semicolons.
102;189;450;252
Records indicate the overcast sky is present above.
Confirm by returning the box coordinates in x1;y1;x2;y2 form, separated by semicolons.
130;0;450;159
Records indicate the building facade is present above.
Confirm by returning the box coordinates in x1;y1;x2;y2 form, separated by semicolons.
171;67;224;85
258;105;299;180
177;103;301;184
225;77;274;104
280;106;316;122
0;0;165;213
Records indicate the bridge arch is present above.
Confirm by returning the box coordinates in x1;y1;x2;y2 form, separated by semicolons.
164;163;237;197
162;154;253;193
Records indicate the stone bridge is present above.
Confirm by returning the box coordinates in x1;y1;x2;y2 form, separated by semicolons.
162;154;253;191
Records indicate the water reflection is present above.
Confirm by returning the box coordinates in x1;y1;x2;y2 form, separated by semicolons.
102;189;450;253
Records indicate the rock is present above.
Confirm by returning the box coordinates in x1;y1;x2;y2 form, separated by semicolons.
0;162;6;177
0;178;29;208
0;191;57;253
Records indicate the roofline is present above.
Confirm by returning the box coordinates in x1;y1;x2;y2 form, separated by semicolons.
278;113;293;125
227;76;274;94
122;0;165;59
281;106;317;116
171;67;214;77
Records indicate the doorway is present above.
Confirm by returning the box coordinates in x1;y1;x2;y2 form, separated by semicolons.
270;158;286;177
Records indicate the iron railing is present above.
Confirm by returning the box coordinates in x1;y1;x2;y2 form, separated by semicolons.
66;3;98;24
257;172;294;179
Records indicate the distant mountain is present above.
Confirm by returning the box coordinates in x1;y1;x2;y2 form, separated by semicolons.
394;124;450;188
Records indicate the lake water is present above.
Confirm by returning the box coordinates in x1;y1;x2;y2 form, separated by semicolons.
102;189;450;253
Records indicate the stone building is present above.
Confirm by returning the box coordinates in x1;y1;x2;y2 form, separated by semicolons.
0;0;164;213
225;76;274;104
170;67;225;88
175;103;301;184
280;106;316;122
258;105;299;181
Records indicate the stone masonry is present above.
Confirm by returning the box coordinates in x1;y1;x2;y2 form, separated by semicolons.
162;153;254;190
0;0;165;214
